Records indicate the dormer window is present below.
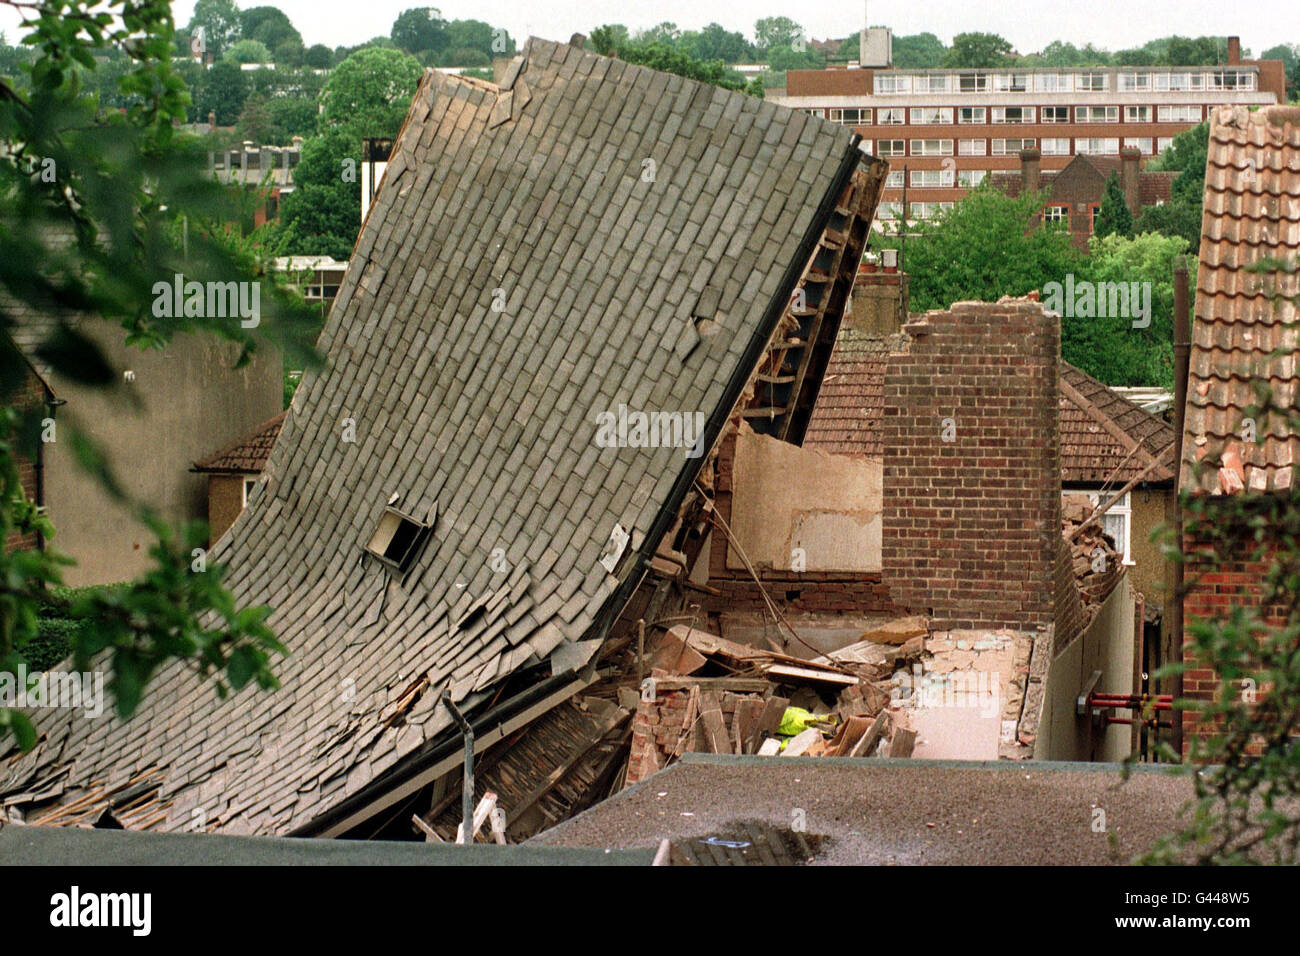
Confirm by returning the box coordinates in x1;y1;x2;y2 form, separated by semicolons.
366;507;430;573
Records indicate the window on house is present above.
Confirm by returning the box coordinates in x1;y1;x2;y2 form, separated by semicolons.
876;75;911;94
957;169;986;187
958;107;986;124
1089;202;1101;231
802;108;825;118
958;138;987;156
366;508;431;573
1076;106;1119;123
1035;74;1074;92
829;107;872;125
1092;491;1134;565
1044;204;1069;225
958;72;988;93
1157;105;1201;123
877;139;906;157
242;477;258;507
1078;72;1106;91
1157;136;1174;154
1118;72;1151;91
886;170;905;187
1041;106;1070;123
991;137;1035;155
877;108;905;125
1041;137;1071;156
877;201;902;220
910;107;953;124
992;73;1029;92
920;74;950;92
1077;137;1120;155
910;138;953;156
991;106;1035;123
911;168;954;187
1125;105;1152;123
1125;137;1154;155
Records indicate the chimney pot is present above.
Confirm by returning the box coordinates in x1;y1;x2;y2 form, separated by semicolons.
1227;36;1241;65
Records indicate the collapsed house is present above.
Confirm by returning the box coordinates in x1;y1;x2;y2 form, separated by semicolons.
0;37;890;840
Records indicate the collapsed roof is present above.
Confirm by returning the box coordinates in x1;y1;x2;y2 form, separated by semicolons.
1;37;877;835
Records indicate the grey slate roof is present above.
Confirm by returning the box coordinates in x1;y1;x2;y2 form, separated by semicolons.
0;38;859;835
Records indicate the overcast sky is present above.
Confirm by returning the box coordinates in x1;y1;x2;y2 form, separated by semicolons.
0;1;1292;60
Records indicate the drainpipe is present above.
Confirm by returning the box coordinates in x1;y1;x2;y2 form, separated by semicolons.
1169;262;1191;760
442;690;475;843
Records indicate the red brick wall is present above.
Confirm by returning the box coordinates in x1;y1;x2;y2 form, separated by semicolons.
881;300;1060;630
1180;534;1287;757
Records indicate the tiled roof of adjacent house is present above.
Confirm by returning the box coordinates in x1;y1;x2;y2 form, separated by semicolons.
801;328;890;456
1183;104;1300;495
806;330;1175;485
1058;362;1176;485
192;411;286;474
0;38;861;835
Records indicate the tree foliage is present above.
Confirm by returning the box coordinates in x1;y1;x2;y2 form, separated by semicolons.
390;6;447;56
943;32;1014;68
187;0;242;59
318;46;421;138
0;0;321;748
1093;172;1134;240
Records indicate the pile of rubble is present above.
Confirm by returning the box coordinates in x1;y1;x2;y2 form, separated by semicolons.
1061;495;1126;607
626;620;928;784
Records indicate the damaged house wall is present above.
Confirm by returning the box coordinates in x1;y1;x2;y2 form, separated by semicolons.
726;424;882;574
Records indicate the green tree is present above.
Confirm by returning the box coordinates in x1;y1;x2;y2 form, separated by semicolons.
754;17;803;57
943;32;1014;68
195;59;249;125
1138;121;1209;245
225;39;272;65
236;94;318;143
688;23;753;63
304;43;334;69
1069;232;1189;387
0;0;321;748
875;184;1083;312
613;42;752;94
636;22;681;46
589;25;629;57
273;128;362;258
892;32;946;68
318;47;422;138
767;44;825;73
445;19;495;60
239;6;302;52
1094;172;1134;240
188;0;242;59
391;7;448;56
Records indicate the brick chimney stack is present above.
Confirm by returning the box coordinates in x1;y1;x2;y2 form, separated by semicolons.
1019;147;1041;195
882;298;1061;631
1227;36;1241;65
1120;146;1141;216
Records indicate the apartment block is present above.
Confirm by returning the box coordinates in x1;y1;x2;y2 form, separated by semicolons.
771;34;1284;223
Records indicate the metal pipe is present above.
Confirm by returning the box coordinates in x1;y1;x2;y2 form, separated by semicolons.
442;690;474;844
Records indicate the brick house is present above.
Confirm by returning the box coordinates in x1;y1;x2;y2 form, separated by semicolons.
991;147;1176;250
192;411;286;544
0;336;56;552
1179;104;1300;757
